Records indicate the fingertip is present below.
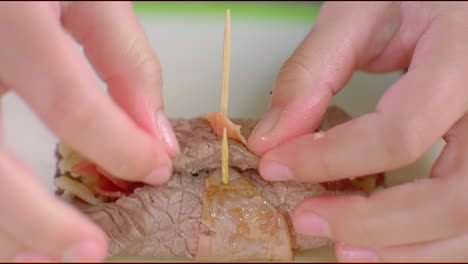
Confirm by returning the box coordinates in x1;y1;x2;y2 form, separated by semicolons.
57;204;109;262
334;242;346;263
63;238;108;262
258;158;295;182
248;97;330;155
248;107;283;152
107;133;174;183
142;165;172;185
293;202;331;237
256;137;308;182
14;252;54;263
247;135;269;156
154;110;180;158
292;197;312;216
291;194;341;222
334;243;378;263
61;217;109;262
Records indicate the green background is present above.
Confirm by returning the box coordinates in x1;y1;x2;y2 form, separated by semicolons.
133;1;322;22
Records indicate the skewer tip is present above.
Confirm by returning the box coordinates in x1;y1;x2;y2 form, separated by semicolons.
222;127;229;185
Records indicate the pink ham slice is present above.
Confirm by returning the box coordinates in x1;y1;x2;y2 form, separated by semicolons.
95;166;134;191
196;168;293;261
71;161;139;199
203;112;248;145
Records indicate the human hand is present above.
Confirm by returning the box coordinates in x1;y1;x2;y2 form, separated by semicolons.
248;2;468;262
0;2;178;262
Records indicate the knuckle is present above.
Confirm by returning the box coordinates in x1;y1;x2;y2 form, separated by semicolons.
136;53;162;87
315;148;336;181
276;54;340;98
277;56;313;84
126;36;161;76
106;36;163;92
381;124;424;167
272;59;309;104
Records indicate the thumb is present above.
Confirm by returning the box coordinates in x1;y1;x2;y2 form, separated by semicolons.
247;2;401;154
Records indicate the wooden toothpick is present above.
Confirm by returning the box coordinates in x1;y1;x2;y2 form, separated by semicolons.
221;8;230;116
221;9;230;184
221;127;229;184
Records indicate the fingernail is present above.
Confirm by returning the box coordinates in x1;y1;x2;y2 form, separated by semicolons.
14;252;52;262
63;240;105;262
155;110;180;157
293;211;331;237
260;161;294;181
251;107;282;139
336;244;378;262
143;165;172;185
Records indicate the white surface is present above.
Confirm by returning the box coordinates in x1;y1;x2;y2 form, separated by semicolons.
3;15;444;262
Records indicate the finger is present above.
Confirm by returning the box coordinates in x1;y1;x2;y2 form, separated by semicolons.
0;83;6;141
292;117;468;249
247;2;404;154
0;3;171;184
359;2;433;73
292;175;468;248
0;103;52;263
258;15;468;183
293;114;468;247
0;230;54;262
0;88;46;263
431;114;468;179
0;230;24;261
61;2;180;157
316;106;352;131
335;233;468;262
0;148;107;261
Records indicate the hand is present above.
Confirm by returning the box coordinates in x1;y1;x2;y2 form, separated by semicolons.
248;2;468;262
0;2;178;262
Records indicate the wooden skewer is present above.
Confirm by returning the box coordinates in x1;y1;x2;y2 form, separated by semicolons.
221;9;230;185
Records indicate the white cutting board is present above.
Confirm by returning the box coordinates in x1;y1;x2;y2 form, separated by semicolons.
3;14;444;262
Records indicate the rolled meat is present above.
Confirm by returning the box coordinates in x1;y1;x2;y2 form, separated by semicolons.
55;106;383;261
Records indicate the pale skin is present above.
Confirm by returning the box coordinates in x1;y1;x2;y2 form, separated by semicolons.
2;1;467;262
0;2;179;262
248;2;468;262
